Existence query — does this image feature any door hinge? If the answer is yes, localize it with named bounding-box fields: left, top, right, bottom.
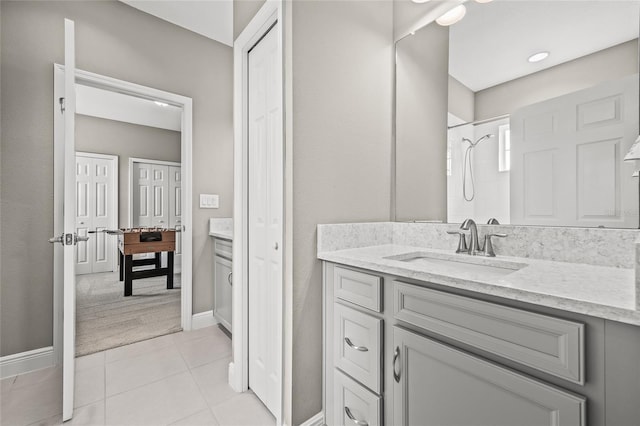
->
left=59, top=97, right=65, bottom=114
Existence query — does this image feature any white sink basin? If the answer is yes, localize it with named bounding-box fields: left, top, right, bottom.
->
left=385, top=251, right=528, bottom=278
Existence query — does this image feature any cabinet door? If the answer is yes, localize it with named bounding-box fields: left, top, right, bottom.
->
left=393, top=326, right=586, bottom=426
left=214, top=255, right=233, bottom=331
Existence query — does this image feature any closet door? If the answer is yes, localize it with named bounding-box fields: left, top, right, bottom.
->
left=151, top=164, right=169, bottom=227
left=133, top=162, right=153, bottom=227
left=169, top=165, right=182, bottom=271
left=75, top=155, right=93, bottom=275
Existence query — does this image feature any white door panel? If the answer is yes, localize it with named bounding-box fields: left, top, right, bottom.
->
left=169, top=165, right=182, bottom=271
left=75, top=154, right=116, bottom=274
left=248, top=23, right=281, bottom=417
left=62, top=18, right=76, bottom=421
left=511, top=74, right=639, bottom=227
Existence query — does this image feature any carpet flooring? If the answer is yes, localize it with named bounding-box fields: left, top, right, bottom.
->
left=75, top=271, right=181, bottom=357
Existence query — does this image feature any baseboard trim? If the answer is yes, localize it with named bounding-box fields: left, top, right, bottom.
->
left=300, top=412, right=324, bottom=426
left=191, top=310, right=218, bottom=330
left=0, top=346, right=55, bottom=379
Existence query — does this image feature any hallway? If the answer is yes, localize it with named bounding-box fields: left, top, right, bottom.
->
left=0, top=326, right=275, bottom=425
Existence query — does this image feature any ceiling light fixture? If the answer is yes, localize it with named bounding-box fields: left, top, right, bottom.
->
left=528, top=51, right=550, bottom=63
left=436, top=4, right=467, bottom=26
left=154, top=101, right=169, bottom=107
left=411, top=0, right=431, bottom=3
left=474, top=0, right=494, bottom=3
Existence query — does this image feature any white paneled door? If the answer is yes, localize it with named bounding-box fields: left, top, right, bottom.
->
left=511, top=74, right=639, bottom=227
left=132, top=160, right=181, bottom=270
left=75, top=153, right=117, bottom=274
left=247, top=23, right=282, bottom=418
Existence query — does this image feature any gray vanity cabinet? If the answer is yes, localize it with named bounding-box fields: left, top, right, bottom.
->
left=213, top=238, right=232, bottom=332
left=392, top=326, right=586, bottom=426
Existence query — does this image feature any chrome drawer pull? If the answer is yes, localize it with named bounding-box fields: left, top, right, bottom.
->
left=344, top=337, right=368, bottom=352
left=393, top=346, right=401, bottom=383
left=344, top=407, right=368, bottom=426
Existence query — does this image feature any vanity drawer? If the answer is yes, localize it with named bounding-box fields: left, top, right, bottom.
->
left=334, top=265, right=382, bottom=312
left=214, top=238, right=233, bottom=260
left=334, top=303, right=382, bottom=393
left=334, top=369, right=381, bottom=426
left=393, top=281, right=585, bottom=384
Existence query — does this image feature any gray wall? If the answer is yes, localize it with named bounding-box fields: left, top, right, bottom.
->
left=395, top=23, right=449, bottom=222
left=233, top=0, right=266, bottom=41
left=475, top=39, right=639, bottom=121
left=448, top=76, right=474, bottom=123
left=291, top=1, right=393, bottom=423
left=0, top=1, right=233, bottom=356
left=75, top=115, right=181, bottom=226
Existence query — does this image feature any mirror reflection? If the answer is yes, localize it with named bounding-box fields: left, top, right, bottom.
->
left=397, top=0, right=640, bottom=228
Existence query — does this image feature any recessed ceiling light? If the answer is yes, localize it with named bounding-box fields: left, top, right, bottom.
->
left=474, top=0, right=494, bottom=3
left=436, top=5, right=467, bottom=26
left=528, top=51, right=550, bottom=63
left=411, top=0, right=431, bottom=3
left=154, top=101, right=169, bottom=107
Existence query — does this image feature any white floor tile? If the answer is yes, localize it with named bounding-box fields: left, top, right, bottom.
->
left=171, top=326, right=221, bottom=345
left=76, top=351, right=105, bottom=372
left=169, top=408, right=219, bottom=426
left=190, top=357, right=238, bottom=408
left=11, top=366, right=62, bottom=390
left=210, top=393, right=275, bottom=426
left=105, top=371, right=207, bottom=426
left=106, top=344, right=188, bottom=396
left=28, top=400, right=105, bottom=426
left=75, top=364, right=105, bottom=408
left=1, top=371, right=62, bottom=426
left=177, top=334, right=231, bottom=369
left=105, top=333, right=176, bottom=364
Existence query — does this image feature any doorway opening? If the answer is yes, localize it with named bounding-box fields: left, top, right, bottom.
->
left=52, top=64, right=194, bottom=364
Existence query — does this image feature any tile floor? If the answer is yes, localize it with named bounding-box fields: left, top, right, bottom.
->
left=0, top=326, right=275, bottom=426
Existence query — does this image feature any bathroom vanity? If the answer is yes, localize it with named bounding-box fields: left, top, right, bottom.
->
left=209, top=218, right=233, bottom=333
left=319, top=222, right=640, bottom=426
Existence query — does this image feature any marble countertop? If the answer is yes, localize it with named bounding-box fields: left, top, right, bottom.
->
left=209, top=218, right=233, bottom=241
left=318, top=244, right=640, bottom=326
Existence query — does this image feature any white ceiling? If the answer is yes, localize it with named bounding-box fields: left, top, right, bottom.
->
left=449, top=0, right=640, bottom=92
left=120, top=0, right=233, bottom=46
left=77, top=84, right=182, bottom=132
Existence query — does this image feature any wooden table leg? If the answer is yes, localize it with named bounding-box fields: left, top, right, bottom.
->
left=167, top=251, right=174, bottom=289
left=124, top=254, right=133, bottom=296
left=119, top=250, right=124, bottom=282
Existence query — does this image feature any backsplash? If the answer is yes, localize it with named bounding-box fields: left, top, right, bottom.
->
left=318, top=222, right=640, bottom=269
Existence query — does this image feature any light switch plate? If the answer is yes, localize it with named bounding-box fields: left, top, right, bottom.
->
left=200, top=194, right=219, bottom=209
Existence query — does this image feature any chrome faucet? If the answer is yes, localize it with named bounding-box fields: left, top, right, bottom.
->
left=460, top=219, right=481, bottom=255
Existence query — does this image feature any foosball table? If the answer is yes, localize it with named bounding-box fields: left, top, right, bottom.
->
left=117, top=228, right=176, bottom=297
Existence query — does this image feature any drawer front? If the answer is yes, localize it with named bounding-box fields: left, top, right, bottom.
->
left=334, top=303, right=383, bottom=392
left=334, top=369, right=381, bottom=426
left=214, top=238, right=233, bottom=260
left=393, top=281, right=585, bottom=384
left=334, top=266, right=382, bottom=312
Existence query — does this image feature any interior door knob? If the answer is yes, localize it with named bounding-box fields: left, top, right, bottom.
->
left=274, top=242, right=279, bottom=250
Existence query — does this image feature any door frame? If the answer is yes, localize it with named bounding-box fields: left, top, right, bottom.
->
left=75, top=151, right=119, bottom=273
left=128, top=157, right=182, bottom=227
left=53, top=65, right=195, bottom=366
left=232, top=0, right=286, bottom=424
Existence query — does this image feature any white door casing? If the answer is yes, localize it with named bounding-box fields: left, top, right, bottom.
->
left=510, top=74, right=639, bottom=227
left=75, top=153, right=117, bottom=274
left=248, top=22, right=282, bottom=417
left=54, top=66, right=195, bottom=412
left=233, top=1, right=285, bottom=423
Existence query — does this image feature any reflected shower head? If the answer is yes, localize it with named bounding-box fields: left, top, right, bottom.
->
left=463, top=134, right=494, bottom=147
